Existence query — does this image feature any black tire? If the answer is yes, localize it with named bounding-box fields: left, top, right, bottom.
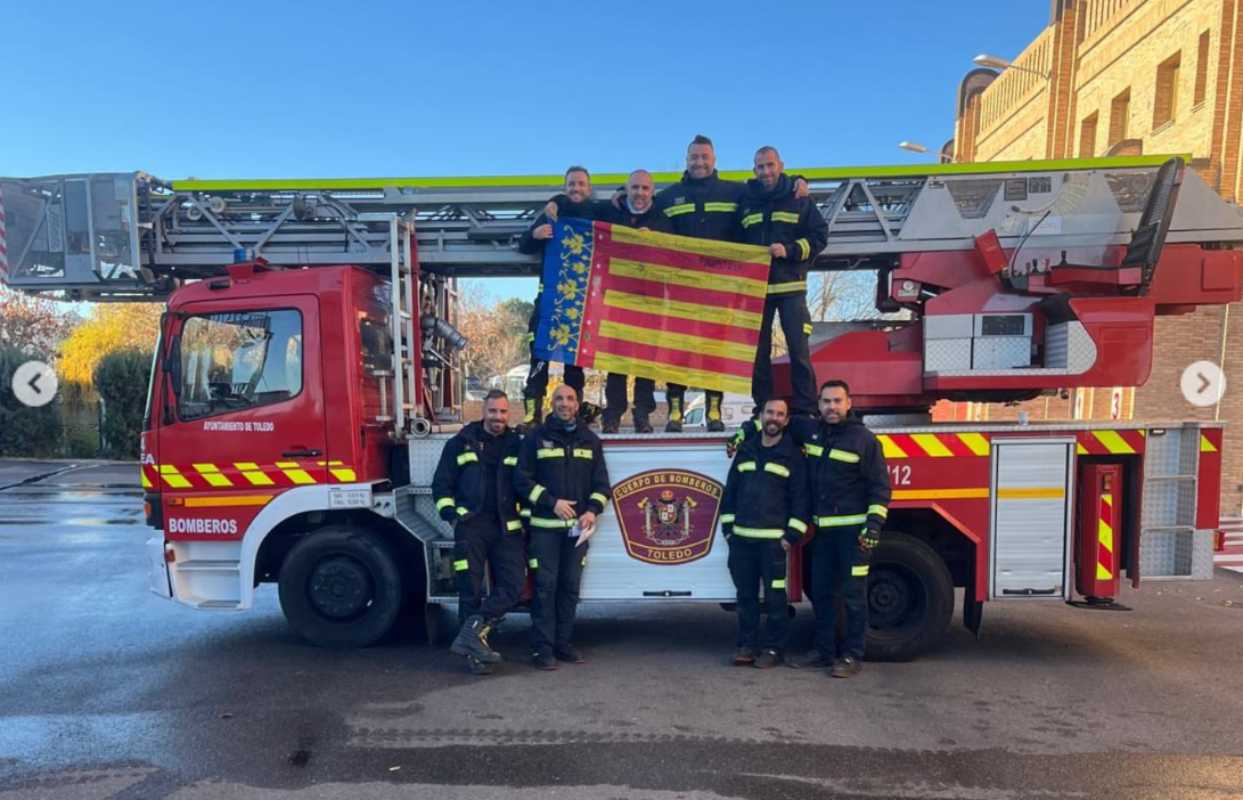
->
left=278, top=525, right=404, bottom=649
left=865, top=532, right=953, bottom=661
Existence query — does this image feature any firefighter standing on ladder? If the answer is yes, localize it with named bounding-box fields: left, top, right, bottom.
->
left=517, top=166, right=600, bottom=430
left=432, top=389, right=527, bottom=675
left=738, top=146, right=827, bottom=417
left=720, top=397, right=810, bottom=668
left=513, top=383, right=613, bottom=670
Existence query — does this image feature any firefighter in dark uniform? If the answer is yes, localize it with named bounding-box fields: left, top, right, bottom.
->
left=595, top=169, right=673, bottom=433
left=513, top=383, right=612, bottom=670
left=720, top=397, right=809, bottom=668
left=738, top=146, right=828, bottom=417
left=432, top=389, right=526, bottom=675
left=653, top=135, right=809, bottom=431
left=516, top=165, right=597, bottom=430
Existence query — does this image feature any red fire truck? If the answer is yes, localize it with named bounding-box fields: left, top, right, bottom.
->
left=1, top=155, right=1238, bottom=659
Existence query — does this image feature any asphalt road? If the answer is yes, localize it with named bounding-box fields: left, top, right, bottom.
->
left=1, top=460, right=1242, bottom=799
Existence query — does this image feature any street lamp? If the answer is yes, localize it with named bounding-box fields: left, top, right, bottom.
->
left=899, top=141, right=952, bottom=163
left=972, top=53, right=1050, bottom=80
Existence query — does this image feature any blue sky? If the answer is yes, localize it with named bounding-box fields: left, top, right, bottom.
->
left=5, top=0, right=1048, bottom=302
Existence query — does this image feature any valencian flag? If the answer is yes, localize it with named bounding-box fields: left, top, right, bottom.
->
left=533, top=218, right=771, bottom=395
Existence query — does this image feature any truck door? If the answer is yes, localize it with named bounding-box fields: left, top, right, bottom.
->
left=989, top=438, right=1075, bottom=599
left=157, top=296, right=326, bottom=540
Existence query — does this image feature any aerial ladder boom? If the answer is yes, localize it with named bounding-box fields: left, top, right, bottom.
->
left=3, top=155, right=1241, bottom=412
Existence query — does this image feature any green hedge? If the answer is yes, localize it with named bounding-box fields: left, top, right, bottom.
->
left=0, top=345, right=63, bottom=458
left=94, top=349, right=153, bottom=460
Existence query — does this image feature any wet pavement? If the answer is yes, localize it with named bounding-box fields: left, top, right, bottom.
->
left=1, top=459, right=1242, bottom=798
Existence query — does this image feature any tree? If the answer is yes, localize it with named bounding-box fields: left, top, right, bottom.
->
left=455, top=294, right=532, bottom=383
left=94, top=349, right=153, bottom=460
left=58, top=304, right=163, bottom=388
left=0, top=287, right=76, bottom=356
left=0, top=344, right=63, bottom=457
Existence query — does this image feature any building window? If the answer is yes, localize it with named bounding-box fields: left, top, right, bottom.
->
left=1079, top=113, right=1099, bottom=157
left=1153, top=52, right=1181, bottom=129
left=1108, top=88, right=1130, bottom=146
left=1194, top=31, right=1210, bottom=107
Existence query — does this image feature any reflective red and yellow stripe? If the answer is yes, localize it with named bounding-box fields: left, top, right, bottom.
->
left=1096, top=491, right=1115, bottom=581
left=141, top=460, right=358, bottom=490
left=1075, top=429, right=1146, bottom=455
left=878, top=432, right=991, bottom=459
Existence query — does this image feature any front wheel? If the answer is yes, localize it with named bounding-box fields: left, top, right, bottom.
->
left=278, top=525, right=403, bottom=649
left=865, top=532, right=954, bottom=661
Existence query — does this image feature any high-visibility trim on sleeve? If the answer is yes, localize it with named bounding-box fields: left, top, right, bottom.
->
left=456, top=451, right=478, bottom=466
left=829, top=448, right=860, bottom=463
left=771, top=211, right=800, bottom=224
left=803, top=443, right=824, bottom=458
left=503, top=456, right=518, bottom=466
left=506, top=518, right=523, bottom=531
left=529, top=484, right=546, bottom=503
left=852, top=564, right=870, bottom=577
left=736, top=460, right=757, bottom=472
left=664, top=203, right=695, bottom=217
left=453, top=559, right=469, bottom=572
left=788, top=517, right=808, bottom=534
left=528, top=557, right=539, bottom=568
left=868, top=504, right=888, bottom=519
left=456, top=507, right=469, bottom=516
left=771, top=578, right=787, bottom=589
left=519, top=507, right=532, bottom=518
left=767, top=280, right=807, bottom=294
left=590, top=492, right=609, bottom=507
left=704, top=201, right=738, bottom=213
left=802, top=322, right=813, bottom=335
left=763, top=462, right=790, bottom=478
left=740, top=212, right=764, bottom=228
left=720, top=513, right=736, bottom=524
left=795, top=237, right=811, bottom=259
left=435, top=497, right=456, bottom=511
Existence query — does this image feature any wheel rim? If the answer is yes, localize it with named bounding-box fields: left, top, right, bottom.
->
left=868, top=563, right=929, bottom=633
left=307, top=555, right=374, bottom=621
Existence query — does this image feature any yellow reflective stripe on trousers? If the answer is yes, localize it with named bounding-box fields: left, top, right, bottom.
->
left=788, top=517, right=808, bottom=534
left=531, top=516, right=576, bottom=529
left=771, top=578, right=787, bottom=589
left=537, top=448, right=564, bottom=459
left=502, top=456, right=518, bottom=466
left=736, top=460, right=757, bottom=472
left=664, top=203, right=695, bottom=217
left=573, top=448, right=593, bottom=459
left=852, top=565, right=870, bottom=577
left=528, top=557, right=539, bottom=568
left=456, top=507, right=469, bottom=516
left=733, top=525, right=784, bottom=539
left=868, top=504, right=888, bottom=519
left=704, top=202, right=738, bottom=212
left=740, top=212, right=763, bottom=228
left=771, top=211, right=800, bottom=224
left=435, top=497, right=456, bottom=511
left=763, top=462, right=790, bottom=478
left=590, top=492, right=609, bottom=506
left=453, top=559, right=469, bottom=571
left=803, top=443, right=824, bottom=457
left=529, top=484, right=545, bottom=503
left=719, top=513, right=736, bottom=523
left=519, top=507, right=532, bottom=518
left=816, top=514, right=868, bottom=527
left=506, top=519, right=523, bottom=531
left=795, top=238, right=811, bottom=260
left=767, top=280, right=807, bottom=294
left=828, top=448, right=860, bottom=463
left=456, top=451, right=478, bottom=466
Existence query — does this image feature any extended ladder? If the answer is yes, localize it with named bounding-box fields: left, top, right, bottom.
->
left=2, top=155, right=1241, bottom=300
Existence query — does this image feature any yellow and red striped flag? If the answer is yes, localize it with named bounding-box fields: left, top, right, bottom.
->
left=533, top=218, right=771, bottom=394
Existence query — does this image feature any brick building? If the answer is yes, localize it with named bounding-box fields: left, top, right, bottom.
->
left=947, top=0, right=1243, bottom=515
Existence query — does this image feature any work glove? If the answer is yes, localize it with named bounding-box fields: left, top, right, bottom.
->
left=858, top=525, right=880, bottom=552
left=440, top=506, right=458, bottom=524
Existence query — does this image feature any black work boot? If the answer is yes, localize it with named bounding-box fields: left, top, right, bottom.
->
left=602, top=417, right=621, bottom=434
left=632, top=414, right=653, bottom=434
left=753, top=649, right=782, bottom=669
left=466, top=656, right=494, bottom=676
left=517, top=399, right=542, bottom=435
left=665, top=398, right=683, bottom=433
left=787, top=649, right=832, bottom=669
left=732, top=646, right=756, bottom=666
left=450, top=615, right=502, bottom=664
left=830, top=655, right=862, bottom=678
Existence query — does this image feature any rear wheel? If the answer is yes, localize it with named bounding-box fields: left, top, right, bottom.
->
left=865, top=532, right=953, bottom=661
left=278, top=525, right=403, bottom=649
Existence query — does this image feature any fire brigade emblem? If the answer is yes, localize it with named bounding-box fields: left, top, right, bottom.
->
left=611, top=469, right=722, bottom=565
